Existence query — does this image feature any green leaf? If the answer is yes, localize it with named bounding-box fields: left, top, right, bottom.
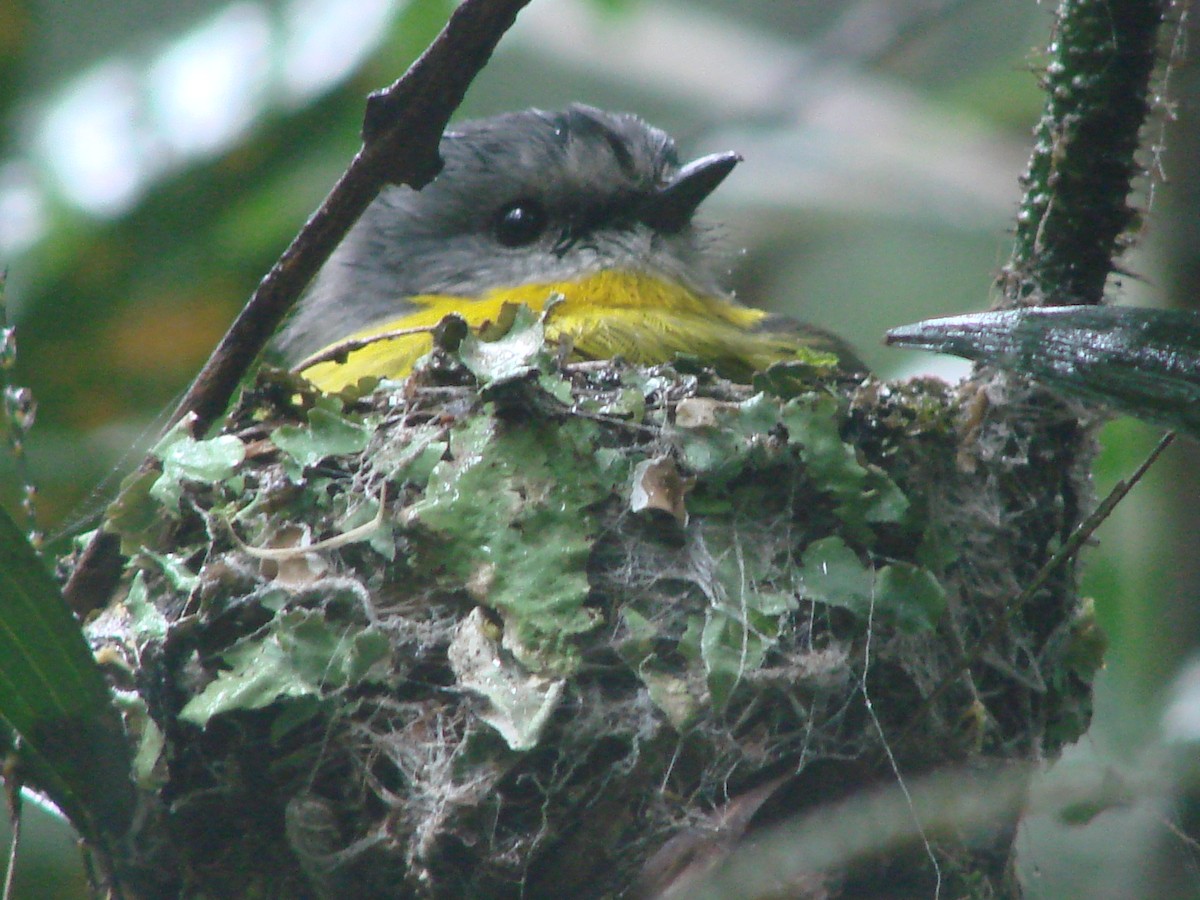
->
left=0, top=505, right=134, bottom=839
left=448, top=608, right=565, bottom=751
left=886, top=306, right=1200, bottom=439
left=151, top=418, right=246, bottom=509
left=800, top=537, right=946, bottom=632
left=783, top=395, right=909, bottom=534
left=700, top=610, right=769, bottom=710
left=799, top=536, right=874, bottom=618
left=141, top=550, right=199, bottom=595
left=131, top=717, right=166, bottom=789
left=459, top=303, right=554, bottom=386
left=857, top=469, right=911, bottom=525
left=641, top=669, right=702, bottom=730
left=781, top=394, right=862, bottom=492
left=409, top=410, right=626, bottom=672
left=368, top=424, right=446, bottom=488
left=679, top=615, right=704, bottom=664
left=124, top=571, right=169, bottom=641
left=616, top=607, right=658, bottom=667
left=104, top=467, right=169, bottom=553
left=179, top=609, right=390, bottom=726
left=704, top=526, right=800, bottom=623
left=875, top=562, right=946, bottom=633
left=752, top=357, right=839, bottom=399
left=271, top=397, right=373, bottom=475
left=674, top=393, right=781, bottom=480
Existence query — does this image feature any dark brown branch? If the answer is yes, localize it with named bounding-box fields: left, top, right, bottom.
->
left=63, top=0, right=533, bottom=616
left=169, top=0, right=532, bottom=436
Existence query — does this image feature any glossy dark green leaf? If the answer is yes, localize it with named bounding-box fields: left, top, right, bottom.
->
left=887, top=306, right=1200, bottom=438
left=0, top=506, right=133, bottom=839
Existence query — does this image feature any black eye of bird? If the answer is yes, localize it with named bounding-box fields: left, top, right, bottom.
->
left=493, top=200, right=547, bottom=247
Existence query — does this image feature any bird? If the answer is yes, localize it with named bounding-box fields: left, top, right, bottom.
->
left=277, top=104, right=864, bottom=391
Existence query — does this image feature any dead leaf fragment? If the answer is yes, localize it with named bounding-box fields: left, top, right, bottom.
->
left=630, top=456, right=692, bottom=526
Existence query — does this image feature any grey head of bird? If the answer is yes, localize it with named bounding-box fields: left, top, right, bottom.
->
left=277, top=104, right=740, bottom=361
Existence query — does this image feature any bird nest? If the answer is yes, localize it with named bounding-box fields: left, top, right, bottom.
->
left=82, top=311, right=1100, bottom=898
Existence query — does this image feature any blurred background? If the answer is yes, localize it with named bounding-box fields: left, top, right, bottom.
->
left=1, top=0, right=1198, bottom=896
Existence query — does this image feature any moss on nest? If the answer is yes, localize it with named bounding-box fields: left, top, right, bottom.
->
left=82, top=310, right=1100, bottom=899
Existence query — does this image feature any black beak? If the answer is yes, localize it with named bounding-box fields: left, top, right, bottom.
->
left=640, top=151, right=741, bottom=232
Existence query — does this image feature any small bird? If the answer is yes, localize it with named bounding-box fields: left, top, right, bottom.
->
left=278, top=105, right=864, bottom=390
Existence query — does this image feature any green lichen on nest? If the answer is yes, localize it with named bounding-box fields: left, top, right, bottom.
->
left=82, top=310, right=1101, bottom=899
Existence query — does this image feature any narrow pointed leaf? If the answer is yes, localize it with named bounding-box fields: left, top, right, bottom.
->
left=887, top=306, right=1200, bottom=438
left=0, top=507, right=133, bottom=839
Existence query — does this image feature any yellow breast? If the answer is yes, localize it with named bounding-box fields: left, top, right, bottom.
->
left=296, top=270, right=841, bottom=392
